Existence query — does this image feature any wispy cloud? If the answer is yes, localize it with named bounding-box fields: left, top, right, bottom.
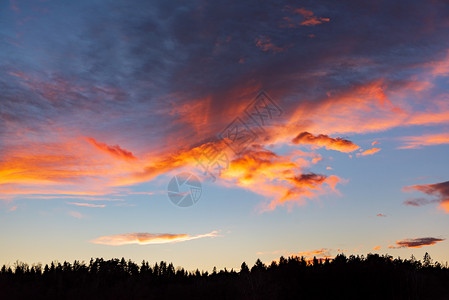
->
left=91, top=230, right=219, bottom=246
left=398, top=133, right=449, bottom=149
left=67, top=202, right=106, bottom=208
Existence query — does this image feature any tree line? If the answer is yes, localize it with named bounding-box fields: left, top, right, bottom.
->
left=1, top=253, right=448, bottom=299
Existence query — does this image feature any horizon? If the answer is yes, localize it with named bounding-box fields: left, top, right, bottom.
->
left=2, top=251, right=446, bottom=274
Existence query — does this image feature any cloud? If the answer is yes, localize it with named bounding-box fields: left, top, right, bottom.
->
left=373, top=246, right=381, bottom=250
left=86, top=137, right=137, bottom=160
left=372, top=141, right=379, bottom=146
left=91, top=230, right=218, bottom=246
left=67, top=202, right=106, bottom=208
left=9, top=0, right=19, bottom=12
left=257, top=248, right=333, bottom=263
left=388, top=237, right=445, bottom=249
left=292, top=132, right=359, bottom=153
left=376, top=213, right=387, bottom=217
left=120, top=140, right=221, bottom=186
left=426, top=49, right=449, bottom=77
left=68, top=211, right=85, bottom=219
left=357, top=148, right=381, bottom=157
left=0, top=135, right=140, bottom=188
left=220, top=146, right=340, bottom=211
left=296, top=248, right=332, bottom=258
left=282, top=7, right=330, bottom=27
left=403, top=198, right=431, bottom=207
left=1, top=0, right=449, bottom=214
left=255, top=36, right=287, bottom=54
left=403, top=181, right=449, bottom=212
left=398, top=133, right=449, bottom=149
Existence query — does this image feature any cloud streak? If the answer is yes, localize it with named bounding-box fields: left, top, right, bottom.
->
left=398, top=133, right=449, bottom=149
left=67, top=202, right=106, bottom=208
left=86, top=137, right=137, bottom=160
left=91, top=230, right=218, bottom=246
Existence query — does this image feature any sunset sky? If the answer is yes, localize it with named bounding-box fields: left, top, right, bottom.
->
left=1, top=0, right=448, bottom=271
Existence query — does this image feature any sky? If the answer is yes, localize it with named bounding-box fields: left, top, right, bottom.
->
left=1, top=0, right=449, bottom=271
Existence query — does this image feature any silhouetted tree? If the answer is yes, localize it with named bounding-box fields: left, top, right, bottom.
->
left=240, top=262, right=249, bottom=275
left=1, top=253, right=448, bottom=299
left=423, top=252, right=433, bottom=268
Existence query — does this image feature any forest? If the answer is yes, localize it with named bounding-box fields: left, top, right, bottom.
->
left=1, top=253, right=448, bottom=299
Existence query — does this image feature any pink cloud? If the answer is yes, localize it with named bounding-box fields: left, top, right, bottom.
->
left=67, top=202, right=106, bottom=208
left=68, top=211, right=85, bottom=219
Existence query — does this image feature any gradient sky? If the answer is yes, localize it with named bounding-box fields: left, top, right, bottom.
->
left=1, top=0, right=449, bottom=271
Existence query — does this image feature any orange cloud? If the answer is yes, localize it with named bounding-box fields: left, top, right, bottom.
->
left=220, top=146, right=340, bottom=211
left=0, top=153, right=93, bottom=185
left=67, top=202, right=106, bottom=208
left=86, top=137, right=137, bottom=160
left=257, top=248, right=333, bottom=264
left=0, top=133, right=144, bottom=204
left=272, top=79, right=449, bottom=147
left=376, top=213, right=386, bottom=217
left=293, top=8, right=330, bottom=26
left=292, top=132, right=359, bottom=153
left=357, top=148, right=381, bottom=156
left=373, top=246, right=381, bottom=250
left=388, top=237, right=445, bottom=249
left=0, top=135, right=135, bottom=188
left=255, top=36, right=286, bottom=54
left=3, top=68, right=448, bottom=215
left=121, top=140, right=226, bottom=186
left=296, top=248, right=331, bottom=257
left=91, top=230, right=218, bottom=246
left=372, top=141, right=379, bottom=146
left=398, top=133, right=449, bottom=149
left=440, top=202, right=449, bottom=213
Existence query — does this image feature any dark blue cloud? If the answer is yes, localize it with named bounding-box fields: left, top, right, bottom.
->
left=1, top=0, right=448, bottom=154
